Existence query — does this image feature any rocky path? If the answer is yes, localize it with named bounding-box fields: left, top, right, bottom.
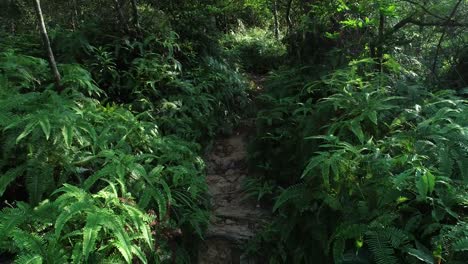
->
left=197, top=121, right=269, bottom=263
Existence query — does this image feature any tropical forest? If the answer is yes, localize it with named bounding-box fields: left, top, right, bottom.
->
left=0, top=0, right=467, bottom=263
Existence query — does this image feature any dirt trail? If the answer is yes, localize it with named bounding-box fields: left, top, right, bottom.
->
left=198, top=77, right=268, bottom=263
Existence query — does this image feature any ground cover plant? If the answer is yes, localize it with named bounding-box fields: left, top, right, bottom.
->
left=0, top=0, right=467, bottom=263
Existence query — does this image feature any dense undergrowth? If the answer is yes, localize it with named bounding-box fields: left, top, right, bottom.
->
left=0, top=5, right=251, bottom=262
left=238, top=1, right=468, bottom=263
left=1, top=0, right=467, bottom=263
left=221, top=28, right=286, bottom=74
left=246, top=62, right=468, bottom=263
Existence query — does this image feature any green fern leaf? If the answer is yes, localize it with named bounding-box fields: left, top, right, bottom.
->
left=106, top=219, right=133, bottom=263
left=15, top=254, right=43, bottom=264
left=55, top=201, right=91, bottom=238
left=453, top=237, right=468, bottom=252
left=385, top=227, right=409, bottom=248
left=26, top=165, right=53, bottom=205
left=138, top=190, right=152, bottom=209
left=10, top=229, right=44, bottom=255
left=130, top=245, right=148, bottom=264
left=152, top=189, right=167, bottom=218
left=0, top=203, right=30, bottom=236
left=16, top=120, right=38, bottom=144
left=273, top=183, right=307, bottom=212
left=83, top=213, right=103, bottom=261
left=366, top=231, right=398, bottom=264
left=83, top=164, right=115, bottom=190
left=0, top=167, right=24, bottom=196
left=122, top=204, right=153, bottom=249
left=438, top=147, right=453, bottom=177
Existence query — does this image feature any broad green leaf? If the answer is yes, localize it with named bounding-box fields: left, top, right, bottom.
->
left=425, top=171, right=435, bottom=194
left=407, top=248, right=434, bottom=264
left=416, top=169, right=435, bottom=199
left=407, top=241, right=435, bottom=264
left=368, top=111, right=378, bottom=125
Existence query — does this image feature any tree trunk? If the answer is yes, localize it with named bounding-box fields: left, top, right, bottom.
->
left=33, top=0, right=61, bottom=91
left=286, top=0, right=293, bottom=34
left=273, top=0, right=279, bottom=39
left=70, top=0, right=79, bottom=30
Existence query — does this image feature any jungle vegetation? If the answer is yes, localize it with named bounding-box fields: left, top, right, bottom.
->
left=0, top=0, right=467, bottom=263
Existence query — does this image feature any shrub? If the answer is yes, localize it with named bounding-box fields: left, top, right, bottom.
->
left=247, top=60, right=468, bottom=263
left=0, top=51, right=210, bottom=262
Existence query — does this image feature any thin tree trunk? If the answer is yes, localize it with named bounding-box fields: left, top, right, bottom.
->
left=273, top=0, right=279, bottom=39
left=71, top=0, right=79, bottom=30
left=33, top=0, right=61, bottom=91
left=130, top=0, right=141, bottom=32
left=286, top=0, right=293, bottom=34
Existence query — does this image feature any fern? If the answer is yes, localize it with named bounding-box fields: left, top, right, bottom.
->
left=273, top=183, right=308, bottom=212
left=82, top=213, right=102, bottom=261
left=366, top=231, right=399, bottom=264
left=0, top=166, right=25, bottom=197
left=0, top=203, right=31, bottom=239
left=60, top=64, right=103, bottom=97
left=15, top=254, right=43, bottom=264
left=0, top=183, right=155, bottom=263
left=453, top=237, right=468, bottom=252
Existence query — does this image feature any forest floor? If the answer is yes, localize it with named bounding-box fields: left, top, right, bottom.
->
left=197, top=75, right=269, bottom=263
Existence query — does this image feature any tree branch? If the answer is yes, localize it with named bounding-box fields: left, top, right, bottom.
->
left=432, top=0, right=464, bottom=77
left=399, top=0, right=446, bottom=21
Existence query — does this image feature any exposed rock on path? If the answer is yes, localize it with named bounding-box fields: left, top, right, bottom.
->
left=198, top=124, right=269, bottom=264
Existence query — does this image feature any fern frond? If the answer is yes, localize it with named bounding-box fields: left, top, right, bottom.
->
left=82, top=213, right=103, bottom=261
left=15, top=254, right=43, bottom=264
left=273, top=183, right=307, bottom=212
left=385, top=227, right=409, bottom=248
left=0, top=203, right=31, bottom=237
left=9, top=229, right=44, bottom=255
left=453, top=237, right=468, bottom=252
left=366, top=231, right=398, bottom=264
left=0, top=166, right=25, bottom=197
